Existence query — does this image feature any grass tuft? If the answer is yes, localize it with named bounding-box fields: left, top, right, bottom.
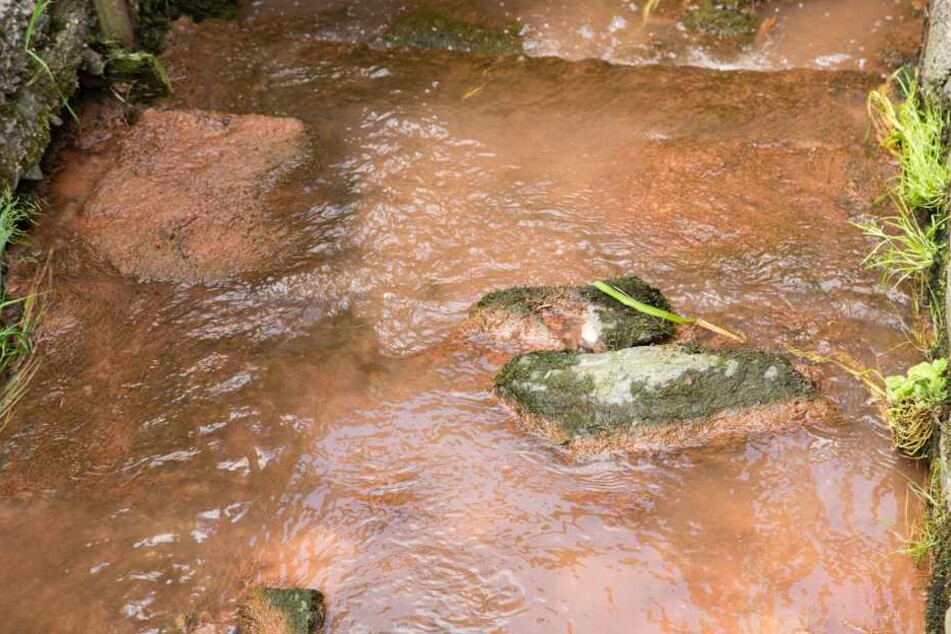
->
left=854, top=195, right=945, bottom=287
left=899, top=474, right=942, bottom=566
left=786, top=347, right=946, bottom=458
left=868, top=72, right=951, bottom=211
left=0, top=191, right=41, bottom=434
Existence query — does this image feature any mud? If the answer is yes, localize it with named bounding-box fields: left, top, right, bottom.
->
left=80, top=108, right=307, bottom=282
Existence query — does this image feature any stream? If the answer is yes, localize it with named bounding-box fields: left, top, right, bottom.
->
left=0, top=0, right=935, bottom=632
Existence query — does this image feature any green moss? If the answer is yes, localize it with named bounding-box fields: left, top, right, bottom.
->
left=384, top=8, right=523, bottom=55
left=495, top=351, right=619, bottom=436
left=579, top=277, right=675, bottom=349
left=926, top=467, right=951, bottom=632
left=631, top=348, right=811, bottom=422
left=239, top=587, right=325, bottom=634
left=496, top=346, right=812, bottom=440
left=475, top=286, right=540, bottom=315
left=683, top=2, right=756, bottom=39
left=474, top=277, right=675, bottom=350
left=925, top=433, right=951, bottom=632
left=101, top=45, right=172, bottom=101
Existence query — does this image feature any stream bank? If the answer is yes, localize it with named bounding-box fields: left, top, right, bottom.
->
left=0, top=0, right=237, bottom=190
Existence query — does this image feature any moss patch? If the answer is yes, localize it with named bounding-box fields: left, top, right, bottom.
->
left=101, top=45, right=172, bottom=101
left=495, top=351, right=619, bottom=437
left=683, top=2, right=757, bottom=40
left=495, top=345, right=813, bottom=441
left=928, top=433, right=951, bottom=633
left=239, top=587, right=326, bottom=634
left=384, top=8, right=523, bottom=55
left=471, top=276, right=674, bottom=351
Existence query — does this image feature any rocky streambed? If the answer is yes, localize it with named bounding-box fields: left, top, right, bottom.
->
left=0, top=0, right=937, bottom=633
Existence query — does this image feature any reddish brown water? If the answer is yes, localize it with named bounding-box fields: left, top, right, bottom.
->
left=0, top=2, right=935, bottom=632
left=243, top=0, right=921, bottom=72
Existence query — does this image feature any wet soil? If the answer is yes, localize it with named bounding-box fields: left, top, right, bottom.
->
left=0, top=0, right=934, bottom=632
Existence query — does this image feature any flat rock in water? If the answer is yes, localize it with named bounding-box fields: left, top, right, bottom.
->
left=239, top=587, right=326, bottom=634
left=495, top=345, right=822, bottom=455
left=462, top=277, right=674, bottom=352
left=80, top=109, right=306, bottom=283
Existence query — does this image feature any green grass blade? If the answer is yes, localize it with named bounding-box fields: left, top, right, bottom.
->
left=24, top=0, right=52, bottom=50
left=593, top=281, right=695, bottom=324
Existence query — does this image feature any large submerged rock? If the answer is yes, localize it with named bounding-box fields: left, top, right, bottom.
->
left=462, top=277, right=674, bottom=352
left=80, top=108, right=306, bottom=283
left=495, top=345, right=821, bottom=455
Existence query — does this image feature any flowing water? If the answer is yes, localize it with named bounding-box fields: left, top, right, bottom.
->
left=0, top=1, right=935, bottom=632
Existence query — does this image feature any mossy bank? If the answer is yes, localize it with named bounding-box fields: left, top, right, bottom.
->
left=0, top=0, right=238, bottom=190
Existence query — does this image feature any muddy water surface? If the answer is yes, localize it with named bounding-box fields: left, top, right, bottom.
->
left=244, top=0, right=922, bottom=72
left=0, top=2, right=934, bottom=633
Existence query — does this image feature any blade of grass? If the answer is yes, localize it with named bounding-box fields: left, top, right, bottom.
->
left=24, top=0, right=52, bottom=49
left=593, top=280, right=693, bottom=324
left=593, top=281, right=747, bottom=343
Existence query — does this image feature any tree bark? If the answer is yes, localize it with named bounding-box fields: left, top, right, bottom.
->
left=93, top=0, right=136, bottom=48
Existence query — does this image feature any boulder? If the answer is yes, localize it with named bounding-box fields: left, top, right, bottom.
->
left=80, top=109, right=307, bottom=283
left=495, top=345, right=821, bottom=455
left=462, top=277, right=674, bottom=352
left=383, top=8, right=523, bottom=54
left=239, top=587, right=325, bottom=634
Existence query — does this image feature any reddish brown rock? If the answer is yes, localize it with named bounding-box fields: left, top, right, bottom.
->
left=80, top=108, right=306, bottom=283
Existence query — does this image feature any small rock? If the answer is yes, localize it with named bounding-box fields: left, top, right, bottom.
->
left=495, top=345, right=822, bottom=455
left=383, top=8, right=523, bottom=54
left=462, top=276, right=674, bottom=352
left=239, top=587, right=325, bottom=634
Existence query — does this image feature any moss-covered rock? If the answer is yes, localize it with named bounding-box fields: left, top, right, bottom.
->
left=463, top=277, right=674, bottom=352
left=0, top=0, right=92, bottom=189
left=495, top=345, right=816, bottom=453
left=384, top=8, right=523, bottom=55
left=133, top=0, right=240, bottom=51
left=239, top=587, right=325, bottom=634
left=101, top=45, right=172, bottom=101
left=683, top=2, right=757, bottom=40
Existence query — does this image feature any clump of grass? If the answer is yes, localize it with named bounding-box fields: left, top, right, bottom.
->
left=868, top=72, right=951, bottom=211
left=0, top=190, right=41, bottom=434
left=897, top=460, right=947, bottom=566
left=0, top=190, right=36, bottom=252
left=900, top=475, right=942, bottom=565
left=854, top=70, right=951, bottom=398
left=855, top=196, right=945, bottom=287
left=788, top=346, right=946, bottom=458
